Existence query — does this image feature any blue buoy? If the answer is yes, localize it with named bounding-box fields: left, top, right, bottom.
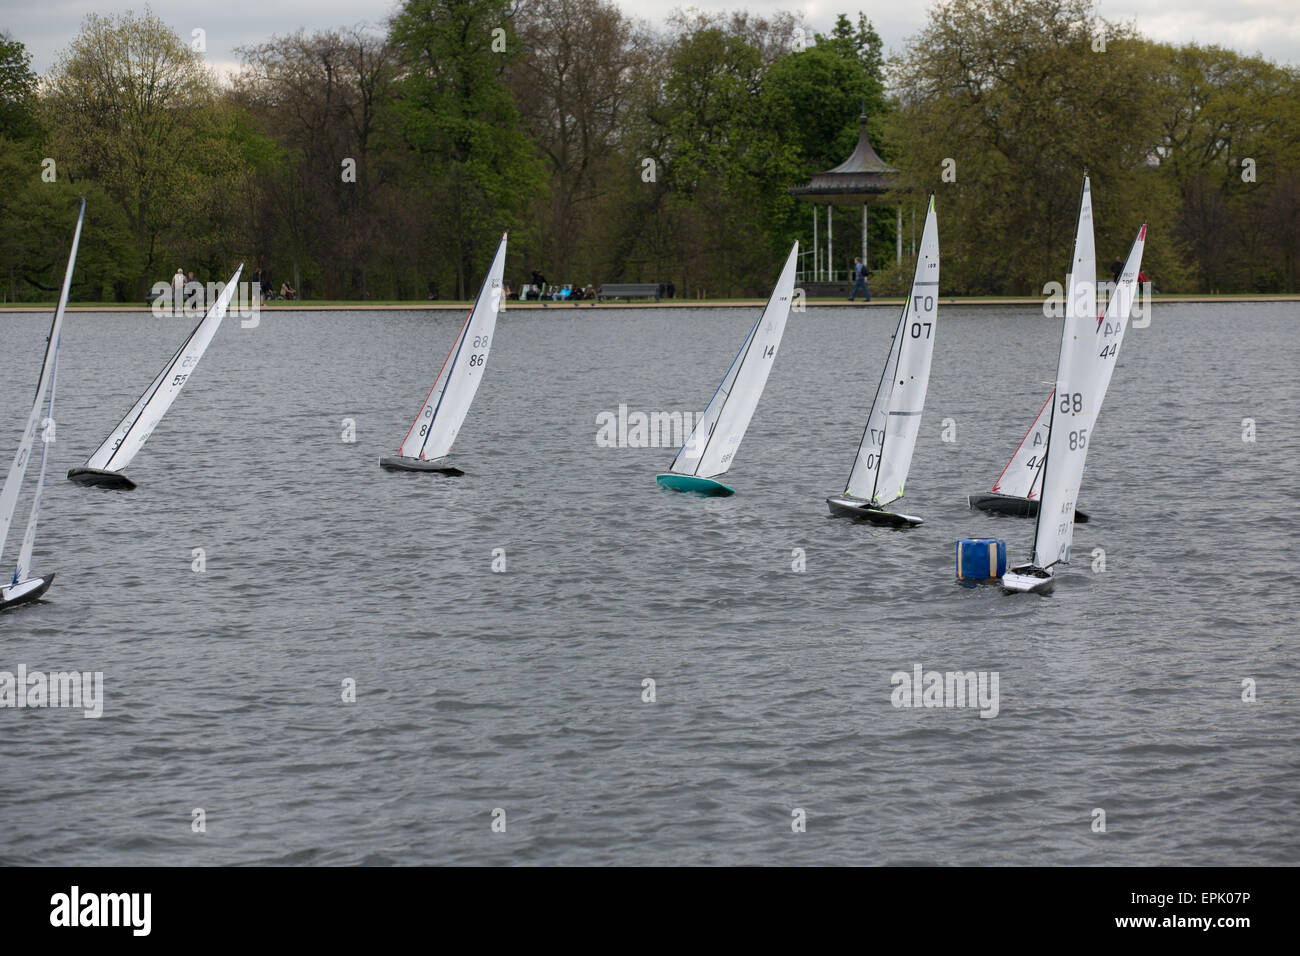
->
left=956, top=538, right=1007, bottom=580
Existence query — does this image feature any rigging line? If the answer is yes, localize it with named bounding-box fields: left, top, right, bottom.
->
left=101, top=306, right=208, bottom=471
left=869, top=310, right=907, bottom=505
left=690, top=311, right=762, bottom=477
left=844, top=299, right=903, bottom=495
left=686, top=252, right=790, bottom=476
left=418, top=304, right=481, bottom=459
left=409, top=309, right=472, bottom=457
left=992, top=390, right=1052, bottom=493
left=668, top=332, right=746, bottom=473
left=416, top=242, right=502, bottom=459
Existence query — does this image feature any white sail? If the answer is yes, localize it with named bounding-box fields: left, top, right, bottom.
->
left=1092, top=226, right=1146, bottom=418
left=844, top=196, right=939, bottom=505
left=0, top=199, right=83, bottom=574
left=84, top=264, right=244, bottom=472
left=397, top=234, right=506, bottom=460
left=15, top=350, right=59, bottom=584
left=670, top=242, right=798, bottom=479
left=1031, top=180, right=1147, bottom=569
left=991, top=390, right=1053, bottom=499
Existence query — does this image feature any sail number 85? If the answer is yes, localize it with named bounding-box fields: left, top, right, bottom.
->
left=1058, top=392, right=1083, bottom=413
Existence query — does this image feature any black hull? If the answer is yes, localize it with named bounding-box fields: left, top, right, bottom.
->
left=968, top=492, right=1089, bottom=523
left=378, top=455, right=465, bottom=476
left=68, top=467, right=136, bottom=490
left=826, top=497, right=922, bottom=527
left=0, top=573, right=54, bottom=612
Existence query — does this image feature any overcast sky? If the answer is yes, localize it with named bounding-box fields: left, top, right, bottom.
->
left=5, top=0, right=1298, bottom=77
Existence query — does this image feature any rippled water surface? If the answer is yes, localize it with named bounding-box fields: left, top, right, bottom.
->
left=1, top=301, right=1296, bottom=865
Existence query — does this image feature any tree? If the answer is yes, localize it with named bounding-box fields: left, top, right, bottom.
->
left=890, top=0, right=1180, bottom=293
left=235, top=27, right=400, bottom=298
left=42, top=10, right=248, bottom=296
left=1147, top=42, right=1300, bottom=291
left=0, top=32, right=39, bottom=142
left=509, top=0, right=650, bottom=282
left=389, top=0, right=546, bottom=298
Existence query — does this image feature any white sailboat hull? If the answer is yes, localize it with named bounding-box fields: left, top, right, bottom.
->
left=1000, top=565, right=1055, bottom=594
left=0, top=573, right=54, bottom=611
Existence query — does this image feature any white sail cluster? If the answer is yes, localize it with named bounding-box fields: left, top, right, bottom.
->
left=1027, top=180, right=1146, bottom=571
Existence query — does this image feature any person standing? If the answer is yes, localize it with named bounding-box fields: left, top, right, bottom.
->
left=849, top=256, right=871, bottom=302
left=171, top=268, right=185, bottom=314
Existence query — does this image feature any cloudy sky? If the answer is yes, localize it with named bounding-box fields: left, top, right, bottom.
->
left=5, top=0, right=1299, bottom=77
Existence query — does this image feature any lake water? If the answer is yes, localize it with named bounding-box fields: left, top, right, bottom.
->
left=1, top=301, right=1296, bottom=865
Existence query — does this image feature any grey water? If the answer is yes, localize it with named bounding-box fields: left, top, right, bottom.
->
left=0, top=301, right=1296, bottom=866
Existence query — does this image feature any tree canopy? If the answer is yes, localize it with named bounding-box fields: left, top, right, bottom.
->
left=1, top=0, right=1297, bottom=302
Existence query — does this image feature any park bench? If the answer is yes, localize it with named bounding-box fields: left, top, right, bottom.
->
left=598, top=282, right=660, bottom=301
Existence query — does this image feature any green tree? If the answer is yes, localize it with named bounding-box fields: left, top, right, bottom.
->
left=890, top=0, right=1185, bottom=293
left=41, top=10, right=250, bottom=297
left=0, top=32, right=40, bottom=142
left=389, top=0, right=546, bottom=298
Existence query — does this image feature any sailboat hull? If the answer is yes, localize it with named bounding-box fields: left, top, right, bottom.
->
left=968, top=492, right=1089, bottom=523
left=378, top=455, right=465, bottom=476
left=656, top=473, right=735, bottom=496
left=1000, top=565, right=1055, bottom=594
left=0, top=573, right=54, bottom=611
left=826, top=496, right=922, bottom=527
left=67, top=467, right=137, bottom=490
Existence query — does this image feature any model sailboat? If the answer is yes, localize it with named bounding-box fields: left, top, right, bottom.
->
left=381, top=233, right=507, bottom=474
left=1003, top=177, right=1146, bottom=594
left=656, top=242, right=798, bottom=496
left=827, top=195, right=939, bottom=527
left=69, top=264, right=244, bottom=490
left=1, top=199, right=83, bottom=611
left=967, top=390, right=1090, bottom=522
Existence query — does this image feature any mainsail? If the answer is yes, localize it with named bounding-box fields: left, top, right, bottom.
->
left=0, top=198, right=83, bottom=579
left=843, top=195, right=940, bottom=505
left=668, top=242, right=798, bottom=479
left=82, top=264, right=244, bottom=474
left=397, top=234, right=507, bottom=461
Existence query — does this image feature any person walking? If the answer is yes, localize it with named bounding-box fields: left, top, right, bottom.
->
left=849, top=256, right=871, bottom=302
